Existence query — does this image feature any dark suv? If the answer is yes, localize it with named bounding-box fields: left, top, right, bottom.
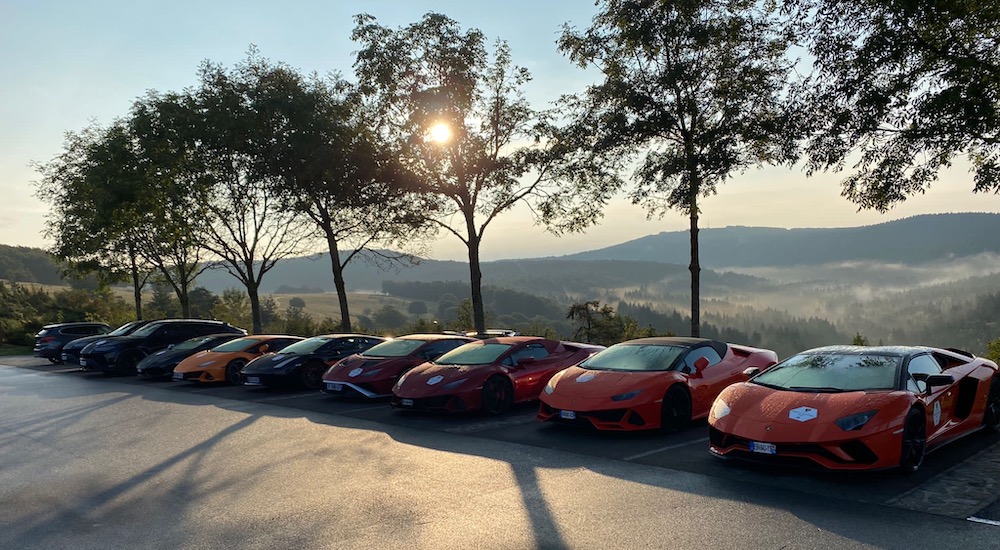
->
left=79, top=319, right=246, bottom=375
left=33, top=322, right=112, bottom=363
left=61, top=320, right=152, bottom=366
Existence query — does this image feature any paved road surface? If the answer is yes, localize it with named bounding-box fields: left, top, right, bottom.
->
left=1, top=357, right=998, bottom=549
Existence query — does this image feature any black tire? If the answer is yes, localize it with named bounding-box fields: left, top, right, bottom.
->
left=660, top=385, right=692, bottom=432
left=482, top=375, right=514, bottom=415
left=984, top=377, right=1000, bottom=433
left=47, top=357, right=62, bottom=365
left=226, top=359, right=247, bottom=385
left=115, top=351, right=144, bottom=376
left=899, top=407, right=927, bottom=473
left=300, top=362, right=325, bottom=390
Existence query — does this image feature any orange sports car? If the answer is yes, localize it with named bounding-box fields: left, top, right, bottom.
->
left=172, top=335, right=303, bottom=384
left=538, top=337, right=778, bottom=431
left=708, top=345, right=1000, bottom=471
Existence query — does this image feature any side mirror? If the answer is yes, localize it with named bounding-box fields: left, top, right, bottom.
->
left=167, top=344, right=175, bottom=350
left=925, top=373, right=954, bottom=390
left=516, top=357, right=537, bottom=367
left=259, top=344, right=269, bottom=353
left=743, top=367, right=761, bottom=377
left=694, top=356, right=710, bottom=371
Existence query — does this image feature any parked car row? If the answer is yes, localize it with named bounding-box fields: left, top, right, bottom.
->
left=33, top=321, right=1000, bottom=472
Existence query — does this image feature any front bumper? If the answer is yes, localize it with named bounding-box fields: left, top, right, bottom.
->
left=707, top=425, right=897, bottom=471
left=537, top=401, right=652, bottom=430
left=79, top=352, right=117, bottom=373
left=390, top=392, right=473, bottom=412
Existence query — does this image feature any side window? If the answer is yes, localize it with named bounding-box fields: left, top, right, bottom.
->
left=509, top=344, right=550, bottom=365
left=421, top=340, right=465, bottom=359
left=684, top=347, right=723, bottom=371
left=906, top=355, right=943, bottom=393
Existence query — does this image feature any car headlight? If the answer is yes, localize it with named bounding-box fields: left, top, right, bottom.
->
left=710, top=398, right=731, bottom=420
left=834, top=410, right=878, bottom=431
left=611, top=389, right=643, bottom=402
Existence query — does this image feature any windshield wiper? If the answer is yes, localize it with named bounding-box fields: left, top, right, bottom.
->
left=788, top=386, right=852, bottom=393
left=751, top=381, right=789, bottom=391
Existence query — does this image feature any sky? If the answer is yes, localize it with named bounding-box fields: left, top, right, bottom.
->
left=2, top=0, right=998, bottom=262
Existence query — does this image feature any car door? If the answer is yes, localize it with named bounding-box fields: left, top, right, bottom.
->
left=906, top=354, right=955, bottom=441
left=681, top=346, right=727, bottom=417
left=504, top=343, right=552, bottom=401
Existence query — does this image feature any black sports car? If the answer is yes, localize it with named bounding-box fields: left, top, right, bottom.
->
left=61, top=320, right=151, bottom=366
left=135, top=333, right=245, bottom=378
left=241, top=334, right=385, bottom=389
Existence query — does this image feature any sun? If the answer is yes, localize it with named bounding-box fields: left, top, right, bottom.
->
left=428, top=122, right=452, bottom=144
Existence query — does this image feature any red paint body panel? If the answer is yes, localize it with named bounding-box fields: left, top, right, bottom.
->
left=708, top=346, right=999, bottom=471
left=391, top=337, right=603, bottom=413
left=538, top=338, right=778, bottom=431
left=321, top=334, right=476, bottom=398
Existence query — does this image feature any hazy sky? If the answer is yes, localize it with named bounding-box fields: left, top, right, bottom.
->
left=3, top=1, right=998, bottom=262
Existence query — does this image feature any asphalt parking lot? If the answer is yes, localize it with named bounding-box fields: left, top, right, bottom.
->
left=8, top=355, right=1000, bottom=526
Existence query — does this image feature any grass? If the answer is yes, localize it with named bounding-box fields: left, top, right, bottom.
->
left=0, top=345, right=31, bottom=356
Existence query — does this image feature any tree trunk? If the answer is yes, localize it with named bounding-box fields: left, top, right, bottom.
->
left=326, top=232, right=352, bottom=332
left=688, top=193, right=700, bottom=338
left=467, top=235, right=486, bottom=335
left=129, top=244, right=143, bottom=320
left=248, top=283, right=263, bottom=334
left=178, top=276, right=191, bottom=318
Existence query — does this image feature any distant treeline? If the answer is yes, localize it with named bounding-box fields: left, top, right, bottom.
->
left=0, top=245, right=63, bottom=285
left=382, top=280, right=565, bottom=319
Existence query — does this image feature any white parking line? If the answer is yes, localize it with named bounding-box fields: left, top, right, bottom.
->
left=967, top=517, right=1000, bottom=527
left=623, top=437, right=709, bottom=461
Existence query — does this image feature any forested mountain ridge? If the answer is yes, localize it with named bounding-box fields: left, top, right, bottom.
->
left=560, top=213, right=1000, bottom=267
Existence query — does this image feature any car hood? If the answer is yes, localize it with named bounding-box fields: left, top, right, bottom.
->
left=242, top=351, right=309, bottom=373
left=138, top=348, right=197, bottom=368
left=549, top=366, right=674, bottom=398
left=64, top=334, right=115, bottom=351
left=721, top=382, right=905, bottom=425
left=324, top=354, right=417, bottom=382
left=395, top=362, right=493, bottom=397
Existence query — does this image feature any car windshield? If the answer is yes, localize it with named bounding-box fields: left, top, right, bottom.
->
left=211, top=337, right=259, bottom=353
left=752, top=353, right=901, bottom=392
left=130, top=323, right=165, bottom=338
left=579, top=344, right=687, bottom=372
left=436, top=343, right=512, bottom=365
left=280, top=337, right=333, bottom=355
left=362, top=339, right=426, bottom=357
left=110, top=321, right=145, bottom=336
left=173, top=336, right=221, bottom=351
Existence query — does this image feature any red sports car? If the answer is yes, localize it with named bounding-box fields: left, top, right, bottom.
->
left=321, top=333, right=476, bottom=398
left=708, top=345, right=1000, bottom=471
left=390, top=336, right=604, bottom=414
left=538, top=337, right=778, bottom=431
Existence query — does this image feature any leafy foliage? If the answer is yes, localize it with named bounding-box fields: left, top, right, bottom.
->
left=559, top=0, right=801, bottom=336
left=795, top=0, right=1000, bottom=210
left=352, top=12, right=614, bottom=333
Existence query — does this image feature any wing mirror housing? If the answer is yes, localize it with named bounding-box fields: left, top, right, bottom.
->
left=742, top=366, right=761, bottom=377
left=259, top=343, right=269, bottom=354
left=925, top=373, right=954, bottom=390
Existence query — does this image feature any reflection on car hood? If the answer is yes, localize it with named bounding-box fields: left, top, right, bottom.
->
left=550, top=366, right=671, bottom=398
left=723, top=383, right=902, bottom=425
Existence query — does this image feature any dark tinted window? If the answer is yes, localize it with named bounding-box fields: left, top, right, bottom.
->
left=684, top=347, right=723, bottom=371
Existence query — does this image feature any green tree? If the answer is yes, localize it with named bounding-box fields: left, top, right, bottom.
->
left=794, top=0, right=1000, bottom=210
left=407, top=301, right=428, bottom=315
left=288, top=297, right=306, bottom=309
left=255, top=66, right=431, bottom=332
left=559, top=0, right=800, bottom=336
left=183, top=52, right=315, bottom=333
left=984, top=338, right=1000, bottom=364
left=567, top=300, right=654, bottom=346
left=372, top=305, right=408, bottom=331
left=34, top=122, right=154, bottom=319
left=352, top=13, right=612, bottom=335
left=851, top=332, right=870, bottom=346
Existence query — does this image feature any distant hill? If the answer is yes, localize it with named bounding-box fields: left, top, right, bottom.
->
left=559, top=212, right=1000, bottom=267
left=5, top=213, right=999, bottom=295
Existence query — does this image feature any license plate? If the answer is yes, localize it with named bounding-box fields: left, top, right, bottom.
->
left=400, top=398, right=414, bottom=407
left=172, top=372, right=184, bottom=381
left=61, top=354, right=69, bottom=361
left=326, top=382, right=343, bottom=392
left=749, top=441, right=777, bottom=455
left=559, top=410, right=576, bottom=420
left=79, top=359, right=87, bottom=367
left=246, top=376, right=261, bottom=385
